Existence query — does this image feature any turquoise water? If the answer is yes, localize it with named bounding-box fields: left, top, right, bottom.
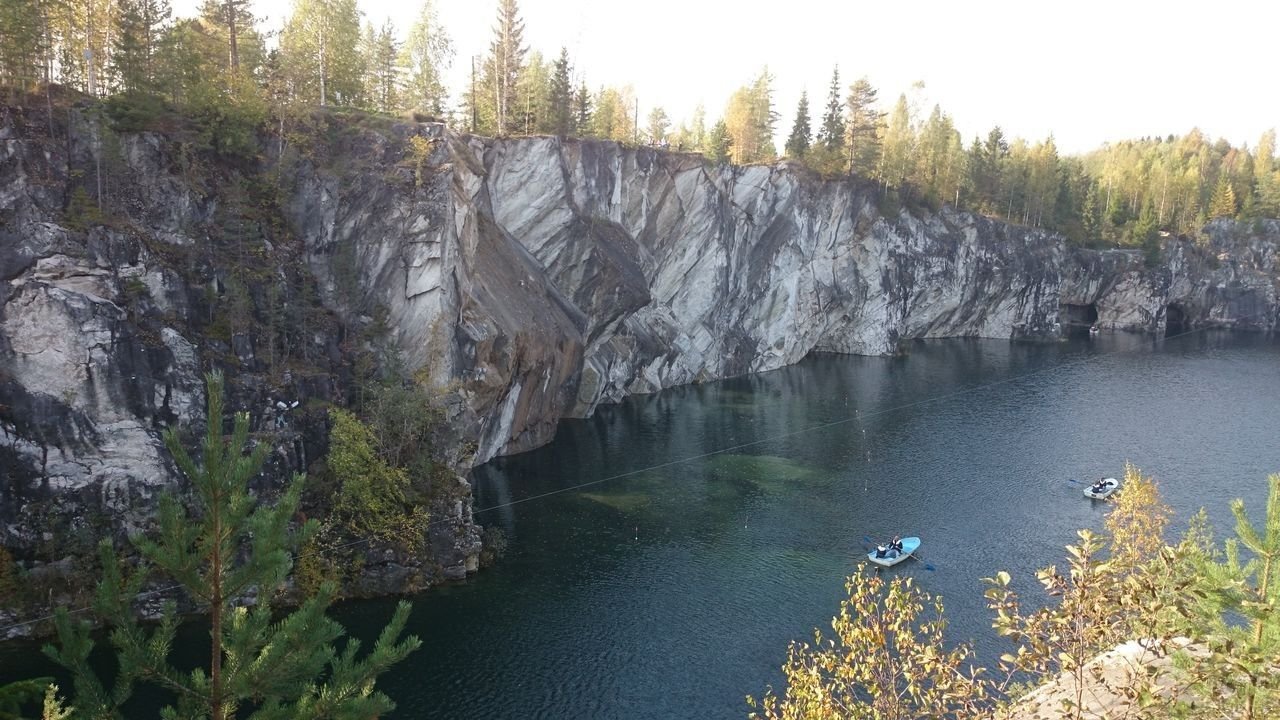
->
left=4, top=331, right=1279, bottom=718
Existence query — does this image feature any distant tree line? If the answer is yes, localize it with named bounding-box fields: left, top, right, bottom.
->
left=1, top=0, right=1276, bottom=246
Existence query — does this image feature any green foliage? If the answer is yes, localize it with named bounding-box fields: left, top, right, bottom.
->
left=64, top=186, right=106, bottom=231
left=816, top=66, right=844, bottom=155
left=41, top=371, right=420, bottom=720
left=1171, top=474, right=1280, bottom=719
left=327, top=406, right=429, bottom=545
left=0, top=677, right=55, bottom=720
left=545, top=47, right=573, bottom=136
left=705, top=119, right=732, bottom=164
left=1209, top=174, right=1238, bottom=218
left=103, top=90, right=170, bottom=132
left=783, top=90, right=810, bottom=160
left=474, top=0, right=527, bottom=135
left=845, top=76, right=883, bottom=177
left=281, top=0, right=365, bottom=108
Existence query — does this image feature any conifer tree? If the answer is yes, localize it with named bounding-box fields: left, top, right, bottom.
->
left=817, top=66, right=845, bottom=154
left=783, top=90, right=810, bottom=159
left=572, top=81, right=591, bottom=136
left=705, top=119, right=732, bottom=164
left=43, top=371, right=420, bottom=720
left=360, top=18, right=399, bottom=113
left=845, top=76, right=883, bottom=177
left=0, top=0, right=49, bottom=91
left=200, top=0, right=251, bottom=73
left=1209, top=174, right=1237, bottom=218
left=0, top=678, right=57, bottom=718
left=112, top=0, right=170, bottom=93
left=546, top=47, right=573, bottom=136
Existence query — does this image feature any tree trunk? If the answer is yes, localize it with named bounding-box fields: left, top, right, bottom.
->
left=227, top=0, right=239, bottom=72
left=319, top=26, right=327, bottom=107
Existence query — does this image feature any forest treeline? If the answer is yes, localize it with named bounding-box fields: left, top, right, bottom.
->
left=1, top=0, right=1277, bottom=248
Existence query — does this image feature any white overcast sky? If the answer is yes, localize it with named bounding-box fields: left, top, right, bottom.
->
left=175, top=0, right=1279, bottom=154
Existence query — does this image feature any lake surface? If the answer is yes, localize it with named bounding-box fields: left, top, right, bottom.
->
left=4, top=331, right=1279, bottom=718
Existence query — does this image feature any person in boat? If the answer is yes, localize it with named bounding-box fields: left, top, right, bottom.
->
left=890, top=535, right=903, bottom=555
left=1091, top=479, right=1108, bottom=493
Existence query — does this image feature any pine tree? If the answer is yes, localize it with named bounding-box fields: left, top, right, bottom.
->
left=111, top=0, right=170, bottom=93
left=572, top=81, right=591, bottom=135
left=0, top=678, right=56, bottom=718
left=1209, top=174, right=1237, bottom=218
left=400, top=0, right=452, bottom=116
left=546, top=47, right=572, bottom=136
left=817, top=65, right=845, bottom=154
left=783, top=90, right=810, bottom=159
left=845, top=76, right=883, bottom=177
left=705, top=118, right=732, bottom=164
left=43, top=371, right=421, bottom=720
left=199, top=0, right=251, bottom=73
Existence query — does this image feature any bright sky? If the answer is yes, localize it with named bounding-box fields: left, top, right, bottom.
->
left=175, top=0, right=1279, bottom=154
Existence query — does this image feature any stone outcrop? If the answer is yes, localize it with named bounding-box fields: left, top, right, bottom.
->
left=297, top=132, right=1277, bottom=465
left=2, top=102, right=1278, bottom=625
left=1060, top=220, right=1279, bottom=334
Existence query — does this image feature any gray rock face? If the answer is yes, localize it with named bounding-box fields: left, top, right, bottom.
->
left=295, top=131, right=1276, bottom=466
left=2, top=107, right=1278, bottom=616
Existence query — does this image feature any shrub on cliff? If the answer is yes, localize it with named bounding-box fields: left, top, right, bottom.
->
left=40, top=371, right=420, bottom=720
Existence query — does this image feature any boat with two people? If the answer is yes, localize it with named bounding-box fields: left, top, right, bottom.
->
left=1084, top=477, right=1120, bottom=500
left=868, top=535, right=921, bottom=568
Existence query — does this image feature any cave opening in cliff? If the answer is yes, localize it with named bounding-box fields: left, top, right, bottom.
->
left=1165, top=304, right=1188, bottom=337
left=1060, top=303, right=1098, bottom=327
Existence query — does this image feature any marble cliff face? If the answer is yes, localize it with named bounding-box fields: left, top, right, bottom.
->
left=2, top=108, right=1277, bottom=605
